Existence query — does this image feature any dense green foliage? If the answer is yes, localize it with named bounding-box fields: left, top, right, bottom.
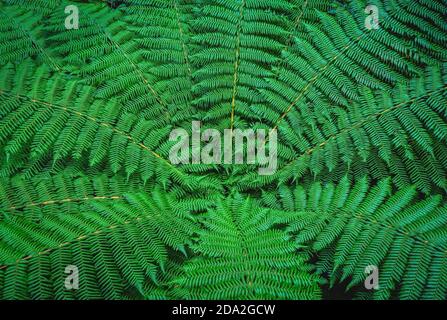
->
left=0, top=0, right=446, bottom=299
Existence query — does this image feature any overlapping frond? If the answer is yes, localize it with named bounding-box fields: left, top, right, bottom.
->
left=0, top=172, right=197, bottom=299
left=264, top=177, right=447, bottom=299
left=0, top=61, right=221, bottom=191
left=237, top=64, right=447, bottom=194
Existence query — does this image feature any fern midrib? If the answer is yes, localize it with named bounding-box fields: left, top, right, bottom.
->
left=83, top=13, right=169, bottom=113
left=229, top=208, right=253, bottom=297
left=173, top=0, right=192, bottom=78
left=229, top=0, right=246, bottom=131
left=271, top=33, right=367, bottom=132
left=273, top=0, right=309, bottom=77
left=6, top=195, right=122, bottom=212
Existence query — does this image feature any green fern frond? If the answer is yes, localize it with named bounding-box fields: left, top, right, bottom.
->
left=0, top=175, right=197, bottom=299
left=172, top=194, right=322, bottom=299
left=266, top=177, right=447, bottom=299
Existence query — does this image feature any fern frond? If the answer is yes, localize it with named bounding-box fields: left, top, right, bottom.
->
left=266, top=177, right=447, bottom=300
left=173, top=194, right=321, bottom=299
left=0, top=0, right=446, bottom=301
left=0, top=173, right=197, bottom=299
